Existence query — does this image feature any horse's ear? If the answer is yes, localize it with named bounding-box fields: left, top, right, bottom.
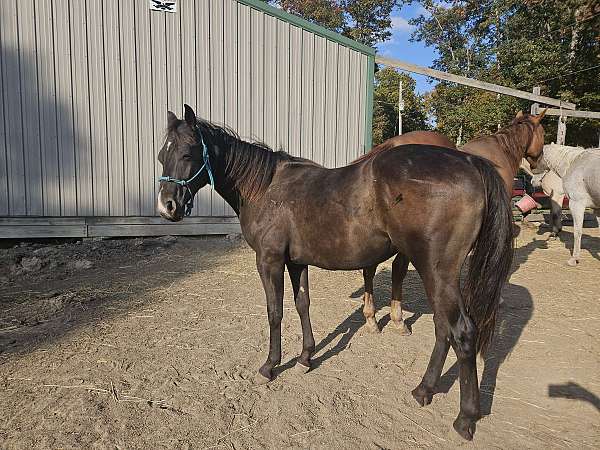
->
left=167, top=111, right=178, bottom=130
left=515, top=110, right=524, bottom=119
left=184, top=104, right=197, bottom=127
left=533, top=108, right=547, bottom=124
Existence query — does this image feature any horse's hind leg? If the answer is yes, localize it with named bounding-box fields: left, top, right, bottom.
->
left=411, top=271, right=455, bottom=406
left=287, top=263, right=315, bottom=372
left=412, top=270, right=480, bottom=440
left=389, top=254, right=411, bottom=335
left=568, top=200, right=586, bottom=266
left=411, top=311, right=451, bottom=407
left=449, top=311, right=480, bottom=440
left=362, top=264, right=380, bottom=333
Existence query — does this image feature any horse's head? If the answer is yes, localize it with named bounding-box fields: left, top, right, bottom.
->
left=157, top=104, right=214, bottom=221
left=512, top=109, right=547, bottom=169
left=530, top=171, right=547, bottom=189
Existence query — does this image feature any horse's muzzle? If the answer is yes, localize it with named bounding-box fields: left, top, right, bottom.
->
left=157, top=189, right=185, bottom=222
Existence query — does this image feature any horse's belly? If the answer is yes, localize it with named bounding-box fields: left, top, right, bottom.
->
left=288, top=228, right=395, bottom=270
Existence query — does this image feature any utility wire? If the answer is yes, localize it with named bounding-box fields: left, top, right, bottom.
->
left=518, top=63, right=600, bottom=89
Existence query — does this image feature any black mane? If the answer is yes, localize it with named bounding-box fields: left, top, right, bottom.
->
left=197, top=120, right=292, bottom=201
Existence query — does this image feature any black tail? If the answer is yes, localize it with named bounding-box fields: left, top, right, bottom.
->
left=463, top=158, right=514, bottom=356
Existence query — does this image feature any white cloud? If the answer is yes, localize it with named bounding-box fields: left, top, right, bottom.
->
left=416, top=5, right=430, bottom=16
left=390, top=16, right=414, bottom=33
left=416, top=1, right=453, bottom=16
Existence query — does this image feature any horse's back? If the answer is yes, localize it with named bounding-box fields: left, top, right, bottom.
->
left=371, top=144, right=484, bottom=193
left=377, top=131, right=456, bottom=151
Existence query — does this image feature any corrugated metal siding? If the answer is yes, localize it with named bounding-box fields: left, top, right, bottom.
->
left=0, top=0, right=370, bottom=220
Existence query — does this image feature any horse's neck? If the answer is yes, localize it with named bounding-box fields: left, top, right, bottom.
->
left=496, top=123, right=532, bottom=171
left=463, top=128, right=526, bottom=173
left=211, top=136, right=281, bottom=213
left=543, top=144, right=587, bottom=177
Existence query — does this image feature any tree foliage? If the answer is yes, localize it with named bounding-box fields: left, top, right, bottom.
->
left=373, top=67, right=429, bottom=144
left=263, top=0, right=397, bottom=46
left=407, top=0, right=600, bottom=146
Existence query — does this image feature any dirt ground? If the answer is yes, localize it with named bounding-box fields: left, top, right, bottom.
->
left=0, top=223, right=599, bottom=449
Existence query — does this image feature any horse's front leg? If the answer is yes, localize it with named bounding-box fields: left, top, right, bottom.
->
left=287, top=263, right=315, bottom=372
left=549, top=192, right=564, bottom=238
left=256, top=252, right=285, bottom=383
left=568, top=201, right=586, bottom=266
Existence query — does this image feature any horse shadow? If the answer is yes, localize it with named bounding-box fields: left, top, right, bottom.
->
left=305, top=267, right=428, bottom=372
left=436, top=282, right=533, bottom=415
left=548, top=382, right=600, bottom=412
left=536, top=219, right=600, bottom=263
left=305, top=232, right=545, bottom=415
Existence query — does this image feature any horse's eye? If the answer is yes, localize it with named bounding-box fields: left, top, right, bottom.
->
left=182, top=154, right=193, bottom=161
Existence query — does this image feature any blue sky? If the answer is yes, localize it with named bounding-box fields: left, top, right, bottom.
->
left=376, top=2, right=439, bottom=94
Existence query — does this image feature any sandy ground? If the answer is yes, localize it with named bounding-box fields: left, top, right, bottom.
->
left=0, top=224, right=599, bottom=449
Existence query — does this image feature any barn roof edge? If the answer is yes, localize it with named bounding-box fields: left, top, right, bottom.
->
left=236, top=0, right=376, bottom=56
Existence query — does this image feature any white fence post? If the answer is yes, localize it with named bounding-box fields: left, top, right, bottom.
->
left=557, top=115, right=567, bottom=145
left=531, top=86, right=540, bottom=115
left=398, top=79, right=404, bottom=135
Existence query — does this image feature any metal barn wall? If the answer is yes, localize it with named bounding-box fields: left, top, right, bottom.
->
left=0, top=0, right=374, bottom=237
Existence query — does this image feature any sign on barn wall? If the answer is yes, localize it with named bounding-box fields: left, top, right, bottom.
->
left=149, top=0, right=177, bottom=12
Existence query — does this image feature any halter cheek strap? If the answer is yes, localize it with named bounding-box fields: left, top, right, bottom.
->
left=158, top=130, right=215, bottom=216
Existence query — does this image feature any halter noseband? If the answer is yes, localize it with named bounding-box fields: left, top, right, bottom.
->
left=158, top=128, right=215, bottom=216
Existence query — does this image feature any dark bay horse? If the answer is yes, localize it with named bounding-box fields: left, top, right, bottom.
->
left=359, top=111, right=547, bottom=336
left=157, top=105, right=514, bottom=440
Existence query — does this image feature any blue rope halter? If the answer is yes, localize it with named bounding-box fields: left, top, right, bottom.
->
left=158, top=130, right=215, bottom=216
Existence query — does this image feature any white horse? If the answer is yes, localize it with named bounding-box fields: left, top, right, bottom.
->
left=535, top=143, right=600, bottom=266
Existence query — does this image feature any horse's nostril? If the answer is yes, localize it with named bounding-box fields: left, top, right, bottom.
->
left=166, top=200, right=175, bottom=213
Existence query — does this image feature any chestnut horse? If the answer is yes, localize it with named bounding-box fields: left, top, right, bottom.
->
left=360, top=111, right=547, bottom=336
left=157, top=105, right=513, bottom=440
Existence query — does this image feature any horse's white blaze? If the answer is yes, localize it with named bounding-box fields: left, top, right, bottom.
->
left=157, top=188, right=171, bottom=216
left=157, top=141, right=174, bottom=216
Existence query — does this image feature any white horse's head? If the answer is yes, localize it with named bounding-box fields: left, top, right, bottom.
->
left=530, top=172, right=546, bottom=188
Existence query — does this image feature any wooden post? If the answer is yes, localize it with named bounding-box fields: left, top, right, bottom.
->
left=530, top=87, right=540, bottom=115
left=557, top=115, right=567, bottom=145
left=398, top=80, right=404, bottom=135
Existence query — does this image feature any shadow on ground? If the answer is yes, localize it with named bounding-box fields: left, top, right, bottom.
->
left=548, top=382, right=600, bottom=412
left=0, top=237, right=237, bottom=361
left=307, top=228, right=551, bottom=416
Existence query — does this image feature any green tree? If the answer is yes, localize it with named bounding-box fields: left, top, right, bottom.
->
left=373, top=67, right=429, bottom=145
left=406, top=0, right=600, bottom=146
left=263, top=0, right=397, bottom=46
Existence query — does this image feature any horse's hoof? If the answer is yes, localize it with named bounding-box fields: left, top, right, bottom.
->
left=255, top=366, right=273, bottom=385
left=411, top=385, right=433, bottom=407
left=294, top=361, right=311, bottom=374
left=453, top=415, right=476, bottom=441
left=254, top=372, right=271, bottom=385
left=389, top=321, right=411, bottom=336
left=567, top=258, right=579, bottom=267
left=363, top=320, right=380, bottom=334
